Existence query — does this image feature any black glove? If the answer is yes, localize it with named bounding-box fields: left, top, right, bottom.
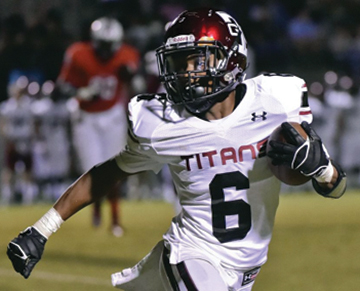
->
left=7, top=227, right=47, bottom=279
left=267, top=121, right=330, bottom=177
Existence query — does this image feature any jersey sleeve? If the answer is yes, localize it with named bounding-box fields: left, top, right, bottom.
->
left=114, top=97, right=164, bottom=174
left=120, top=44, right=141, bottom=72
left=255, top=73, right=313, bottom=124
left=57, top=43, right=88, bottom=88
left=296, top=79, right=312, bottom=124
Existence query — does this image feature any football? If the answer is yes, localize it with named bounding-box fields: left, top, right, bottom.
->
left=266, top=122, right=311, bottom=185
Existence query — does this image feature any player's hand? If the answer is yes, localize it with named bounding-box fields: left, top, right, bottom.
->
left=7, top=227, right=47, bottom=279
left=267, top=121, right=330, bottom=177
left=77, top=86, right=99, bottom=101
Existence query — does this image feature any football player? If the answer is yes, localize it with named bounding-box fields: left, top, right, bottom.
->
left=7, top=8, right=346, bottom=290
left=0, top=77, right=37, bottom=205
left=52, top=17, right=140, bottom=236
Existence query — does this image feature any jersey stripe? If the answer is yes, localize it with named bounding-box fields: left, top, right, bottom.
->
left=299, top=110, right=312, bottom=115
left=176, top=262, right=198, bottom=291
left=162, top=247, right=180, bottom=291
left=301, top=90, right=309, bottom=107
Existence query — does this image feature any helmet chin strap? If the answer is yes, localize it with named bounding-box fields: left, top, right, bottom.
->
left=185, top=85, right=236, bottom=115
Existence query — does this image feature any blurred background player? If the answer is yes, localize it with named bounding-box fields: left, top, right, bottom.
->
left=31, top=80, right=72, bottom=202
left=52, top=16, right=140, bottom=236
left=0, top=74, right=37, bottom=205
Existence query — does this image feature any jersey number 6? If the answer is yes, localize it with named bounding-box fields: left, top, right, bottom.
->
left=210, top=171, right=251, bottom=243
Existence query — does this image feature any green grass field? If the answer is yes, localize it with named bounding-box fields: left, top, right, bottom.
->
left=1, top=191, right=359, bottom=291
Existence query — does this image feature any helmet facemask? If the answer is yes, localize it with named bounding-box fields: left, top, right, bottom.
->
left=92, top=39, right=121, bottom=61
left=156, top=40, right=246, bottom=114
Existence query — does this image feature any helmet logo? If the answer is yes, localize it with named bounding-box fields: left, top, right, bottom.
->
left=216, top=11, right=247, bottom=55
left=166, top=34, right=195, bottom=45
left=228, top=24, right=240, bottom=37
left=216, top=11, right=240, bottom=37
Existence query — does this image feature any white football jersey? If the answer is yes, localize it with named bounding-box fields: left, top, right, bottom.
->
left=115, top=73, right=312, bottom=269
left=0, top=95, right=35, bottom=153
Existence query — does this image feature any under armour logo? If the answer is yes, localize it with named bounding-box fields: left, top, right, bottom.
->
left=242, top=267, right=261, bottom=286
left=251, top=111, right=267, bottom=121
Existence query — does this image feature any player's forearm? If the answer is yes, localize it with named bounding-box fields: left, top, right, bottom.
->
left=54, top=158, right=125, bottom=221
left=53, top=172, right=94, bottom=221
left=32, top=172, right=96, bottom=238
left=33, top=159, right=125, bottom=238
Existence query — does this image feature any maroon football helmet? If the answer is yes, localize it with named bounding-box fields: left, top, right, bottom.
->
left=156, top=8, right=248, bottom=114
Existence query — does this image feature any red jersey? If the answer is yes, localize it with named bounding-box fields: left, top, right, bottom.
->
left=58, top=42, right=140, bottom=112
